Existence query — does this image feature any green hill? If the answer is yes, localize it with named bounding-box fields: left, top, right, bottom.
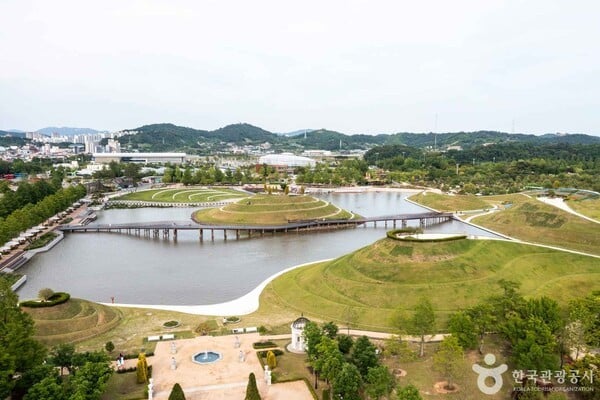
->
left=193, top=194, right=354, bottom=225
left=263, top=237, right=600, bottom=330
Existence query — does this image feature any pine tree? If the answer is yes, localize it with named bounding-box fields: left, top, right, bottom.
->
left=168, top=383, right=186, bottom=400
left=136, top=353, right=148, bottom=384
left=266, top=350, right=277, bottom=370
left=244, top=372, right=261, bottom=400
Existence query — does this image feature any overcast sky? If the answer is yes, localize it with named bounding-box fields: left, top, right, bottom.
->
left=1, top=1, right=599, bottom=135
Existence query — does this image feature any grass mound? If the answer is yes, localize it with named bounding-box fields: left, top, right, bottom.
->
left=567, top=196, right=600, bottom=220
left=116, top=187, right=248, bottom=203
left=409, top=192, right=490, bottom=211
left=264, top=238, right=600, bottom=330
left=193, top=194, right=353, bottom=225
left=24, top=298, right=122, bottom=346
left=474, top=195, right=600, bottom=255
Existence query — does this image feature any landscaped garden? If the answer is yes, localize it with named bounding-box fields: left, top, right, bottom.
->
left=115, top=187, right=249, bottom=203
left=193, top=194, right=355, bottom=225
left=409, top=191, right=491, bottom=211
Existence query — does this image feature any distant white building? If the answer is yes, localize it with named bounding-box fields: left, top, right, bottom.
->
left=258, top=153, right=316, bottom=168
left=93, top=152, right=187, bottom=164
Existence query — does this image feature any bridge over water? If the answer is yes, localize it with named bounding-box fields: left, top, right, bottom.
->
left=59, top=212, right=455, bottom=241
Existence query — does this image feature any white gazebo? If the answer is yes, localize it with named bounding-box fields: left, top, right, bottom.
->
left=290, top=316, right=310, bottom=352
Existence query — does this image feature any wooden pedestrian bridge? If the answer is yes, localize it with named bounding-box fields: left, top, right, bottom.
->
left=58, top=211, right=455, bottom=241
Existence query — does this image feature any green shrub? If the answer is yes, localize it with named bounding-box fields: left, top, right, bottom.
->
left=168, top=383, right=186, bottom=400
left=322, top=388, right=330, bottom=400
left=20, top=292, right=71, bottom=308
left=257, top=349, right=284, bottom=357
left=105, top=341, right=115, bottom=353
left=266, top=350, right=277, bottom=369
left=252, top=341, right=276, bottom=349
left=136, top=353, right=149, bottom=384
left=244, top=373, right=261, bottom=400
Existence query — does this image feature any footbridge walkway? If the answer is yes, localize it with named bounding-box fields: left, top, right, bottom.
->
left=58, top=212, right=454, bottom=241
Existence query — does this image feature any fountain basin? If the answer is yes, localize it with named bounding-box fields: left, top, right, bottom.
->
left=192, top=351, right=222, bottom=364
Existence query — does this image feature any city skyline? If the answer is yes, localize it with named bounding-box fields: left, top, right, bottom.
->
left=1, top=1, right=600, bottom=136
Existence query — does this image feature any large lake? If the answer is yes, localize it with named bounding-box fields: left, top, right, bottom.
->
left=17, top=191, right=499, bottom=305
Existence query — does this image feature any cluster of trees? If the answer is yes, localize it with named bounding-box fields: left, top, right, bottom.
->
left=441, top=283, right=600, bottom=398
left=0, top=175, right=63, bottom=218
left=303, top=321, right=398, bottom=400
left=0, top=158, right=57, bottom=175
left=295, top=160, right=369, bottom=186
left=0, top=279, right=112, bottom=399
left=0, top=184, right=86, bottom=245
left=92, top=161, right=141, bottom=181
left=365, top=143, right=600, bottom=192
left=163, top=164, right=258, bottom=185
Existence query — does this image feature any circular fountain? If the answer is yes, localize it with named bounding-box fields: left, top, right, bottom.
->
left=192, top=350, right=222, bottom=364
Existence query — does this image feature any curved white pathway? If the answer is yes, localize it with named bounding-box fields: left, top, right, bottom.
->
left=537, top=196, right=600, bottom=224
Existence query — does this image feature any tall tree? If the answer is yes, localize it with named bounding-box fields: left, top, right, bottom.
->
left=0, top=278, right=46, bottom=398
left=407, top=298, right=436, bottom=357
left=365, top=365, right=395, bottom=400
left=332, top=363, right=362, bottom=400
left=351, top=336, right=379, bottom=378
left=447, top=311, right=477, bottom=350
left=433, top=336, right=464, bottom=390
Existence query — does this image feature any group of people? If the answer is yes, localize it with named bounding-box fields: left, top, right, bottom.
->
left=115, top=353, right=125, bottom=369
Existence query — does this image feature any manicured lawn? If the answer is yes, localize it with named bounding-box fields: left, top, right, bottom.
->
left=101, top=372, right=146, bottom=400
left=473, top=194, right=600, bottom=255
left=409, top=192, right=490, bottom=211
left=116, top=187, right=249, bottom=203
left=262, top=238, right=600, bottom=330
left=194, top=194, right=354, bottom=225
left=567, top=196, right=600, bottom=221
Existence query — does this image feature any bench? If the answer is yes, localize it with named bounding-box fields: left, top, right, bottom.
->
left=148, top=335, right=161, bottom=342
left=161, top=334, right=175, bottom=340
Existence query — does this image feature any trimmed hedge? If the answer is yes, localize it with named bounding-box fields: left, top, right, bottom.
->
left=257, top=349, right=284, bottom=357
left=20, top=292, right=71, bottom=308
left=395, top=235, right=467, bottom=243
left=252, top=341, right=277, bottom=349
left=385, top=228, right=422, bottom=239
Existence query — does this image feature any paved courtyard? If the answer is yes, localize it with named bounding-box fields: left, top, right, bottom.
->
left=149, top=333, right=313, bottom=400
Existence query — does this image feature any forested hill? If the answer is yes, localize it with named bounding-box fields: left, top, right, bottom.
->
left=112, top=123, right=600, bottom=153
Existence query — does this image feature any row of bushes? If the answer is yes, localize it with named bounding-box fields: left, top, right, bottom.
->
left=252, top=341, right=277, bottom=349
left=25, top=232, right=59, bottom=250
left=395, top=234, right=467, bottom=243
left=385, top=227, right=422, bottom=239
left=257, top=349, right=284, bottom=357
left=20, top=292, right=70, bottom=308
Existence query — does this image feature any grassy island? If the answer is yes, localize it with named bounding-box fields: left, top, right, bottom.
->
left=193, top=194, right=355, bottom=225
left=262, top=237, right=600, bottom=330
left=115, top=187, right=249, bottom=203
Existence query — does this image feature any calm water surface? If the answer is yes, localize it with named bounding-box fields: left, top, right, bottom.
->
left=17, top=192, right=498, bottom=305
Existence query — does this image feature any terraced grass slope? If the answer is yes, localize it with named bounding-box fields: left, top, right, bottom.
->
left=264, top=237, right=600, bottom=331
left=474, top=195, right=600, bottom=255
left=116, top=187, right=248, bottom=203
left=410, top=192, right=490, bottom=211
left=193, top=194, right=354, bottom=225
left=24, top=298, right=122, bottom=346
left=567, top=196, right=600, bottom=221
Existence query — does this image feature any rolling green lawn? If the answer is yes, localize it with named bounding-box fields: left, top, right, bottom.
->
left=115, top=187, right=249, bottom=203
left=567, top=196, right=600, bottom=221
left=193, top=194, right=354, bottom=225
left=262, top=237, right=600, bottom=331
left=473, top=194, right=600, bottom=255
left=409, top=192, right=491, bottom=211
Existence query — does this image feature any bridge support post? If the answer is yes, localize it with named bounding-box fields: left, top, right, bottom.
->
left=224, top=230, right=227, bottom=240
left=211, top=229, right=214, bottom=241
left=199, top=229, right=203, bottom=241
left=393, top=220, right=396, bottom=228
left=174, top=229, right=177, bottom=240
left=236, top=230, right=240, bottom=239
left=402, top=220, right=407, bottom=228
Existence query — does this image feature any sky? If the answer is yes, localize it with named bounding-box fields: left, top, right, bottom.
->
left=1, top=1, right=599, bottom=136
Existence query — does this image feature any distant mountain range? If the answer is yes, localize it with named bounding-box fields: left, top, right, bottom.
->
left=114, top=123, right=600, bottom=153
left=35, top=127, right=107, bottom=136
